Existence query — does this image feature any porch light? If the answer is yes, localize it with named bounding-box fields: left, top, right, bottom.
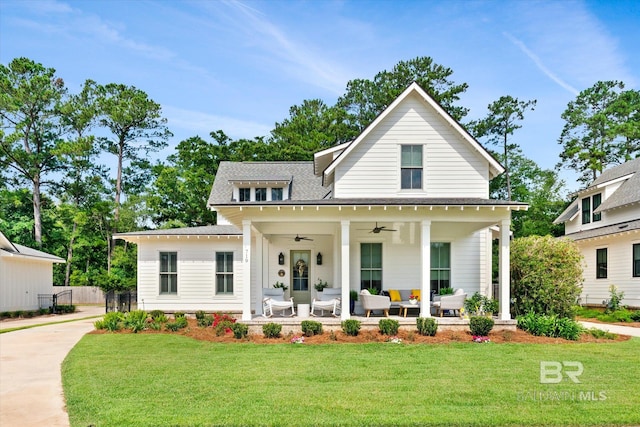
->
left=278, top=252, right=285, bottom=265
left=316, top=252, right=322, bottom=265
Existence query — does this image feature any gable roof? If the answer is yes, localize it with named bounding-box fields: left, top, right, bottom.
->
left=115, top=225, right=241, bottom=238
left=208, top=161, right=329, bottom=205
left=0, top=230, right=65, bottom=263
left=563, top=218, right=640, bottom=242
left=319, top=82, right=504, bottom=186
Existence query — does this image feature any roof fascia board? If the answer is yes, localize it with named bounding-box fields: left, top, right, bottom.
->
left=322, top=82, right=504, bottom=181
left=570, top=173, right=634, bottom=198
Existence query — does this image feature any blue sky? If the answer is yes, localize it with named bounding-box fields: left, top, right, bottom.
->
left=1, top=0, right=638, bottom=193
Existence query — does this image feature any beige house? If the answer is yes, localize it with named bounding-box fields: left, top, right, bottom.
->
left=116, top=83, right=527, bottom=320
left=0, top=231, right=65, bottom=312
left=554, top=158, right=640, bottom=308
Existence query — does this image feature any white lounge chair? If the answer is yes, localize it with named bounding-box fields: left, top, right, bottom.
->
left=360, top=289, right=390, bottom=317
left=262, top=288, right=295, bottom=317
left=432, top=289, right=466, bottom=317
left=311, top=287, right=341, bottom=317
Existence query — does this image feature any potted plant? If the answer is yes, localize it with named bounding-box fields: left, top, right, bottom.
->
left=439, top=287, right=454, bottom=296
left=349, top=290, right=358, bottom=314
left=367, top=287, right=379, bottom=295
left=314, top=278, right=328, bottom=292
left=273, top=281, right=288, bottom=294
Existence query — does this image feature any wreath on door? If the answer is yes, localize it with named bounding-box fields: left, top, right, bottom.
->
left=295, top=258, right=307, bottom=277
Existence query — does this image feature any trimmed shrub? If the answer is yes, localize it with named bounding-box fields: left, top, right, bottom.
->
left=196, top=313, right=214, bottom=328
left=517, top=312, right=583, bottom=340
left=301, top=320, right=323, bottom=337
left=378, top=319, right=400, bottom=336
left=230, top=323, right=249, bottom=339
left=262, top=322, right=282, bottom=338
left=341, top=319, right=361, bottom=336
left=165, top=316, right=188, bottom=332
left=416, top=317, right=437, bottom=336
left=469, top=316, right=494, bottom=336
left=511, top=236, right=583, bottom=318
left=212, top=313, right=236, bottom=335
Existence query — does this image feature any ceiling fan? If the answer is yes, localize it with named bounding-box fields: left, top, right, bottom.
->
left=293, top=234, right=313, bottom=241
left=360, top=222, right=397, bottom=234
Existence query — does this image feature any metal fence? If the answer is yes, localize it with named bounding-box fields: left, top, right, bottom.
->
left=37, top=289, right=73, bottom=313
left=105, top=290, right=137, bottom=313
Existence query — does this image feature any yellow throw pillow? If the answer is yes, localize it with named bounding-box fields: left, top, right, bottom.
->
left=411, top=289, right=421, bottom=301
left=388, top=289, right=401, bottom=302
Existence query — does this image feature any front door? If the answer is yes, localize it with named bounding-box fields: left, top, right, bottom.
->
left=290, top=250, right=310, bottom=305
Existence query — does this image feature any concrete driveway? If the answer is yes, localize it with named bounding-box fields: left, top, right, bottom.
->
left=580, top=321, right=640, bottom=337
left=0, top=306, right=103, bottom=427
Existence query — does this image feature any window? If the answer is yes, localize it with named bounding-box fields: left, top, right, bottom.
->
left=160, top=252, right=177, bottom=294
left=582, top=197, right=591, bottom=224
left=401, top=145, right=423, bottom=189
left=271, top=188, right=283, bottom=201
left=216, top=252, right=234, bottom=294
left=592, top=193, right=602, bottom=222
left=255, top=188, right=267, bottom=201
left=633, top=244, right=640, bottom=278
left=431, top=242, right=451, bottom=293
left=361, top=243, right=382, bottom=292
left=596, top=248, right=607, bottom=279
left=239, top=188, right=250, bottom=202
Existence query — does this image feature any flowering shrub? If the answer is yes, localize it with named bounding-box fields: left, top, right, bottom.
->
left=212, top=313, right=237, bottom=336
left=290, top=335, right=305, bottom=344
left=472, top=336, right=491, bottom=343
left=386, top=336, right=402, bottom=344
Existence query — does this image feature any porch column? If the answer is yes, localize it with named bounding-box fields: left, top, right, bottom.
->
left=499, top=218, right=511, bottom=320
left=242, top=220, right=252, bottom=321
left=255, top=232, right=264, bottom=315
left=420, top=220, right=431, bottom=317
left=340, top=220, right=350, bottom=320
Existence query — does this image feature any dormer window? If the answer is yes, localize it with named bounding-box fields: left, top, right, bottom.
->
left=401, top=145, right=422, bottom=189
left=582, top=193, right=602, bottom=224
left=581, top=198, right=591, bottom=224
left=272, top=188, right=283, bottom=201
left=239, top=188, right=250, bottom=202
left=592, top=193, right=602, bottom=222
left=255, top=188, right=267, bottom=201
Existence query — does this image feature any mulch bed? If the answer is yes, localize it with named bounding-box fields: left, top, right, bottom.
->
left=90, top=318, right=631, bottom=344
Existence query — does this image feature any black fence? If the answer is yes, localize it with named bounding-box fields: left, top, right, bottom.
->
left=37, top=289, right=73, bottom=314
left=105, top=290, right=137, bottom=313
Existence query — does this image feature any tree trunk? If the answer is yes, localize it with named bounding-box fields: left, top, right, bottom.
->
left=64, top=221, right=77, bottom=287
left=504, top=134, right=511, bottom=201
left=32, top=174, right=42, bottom=246
left=109, top=140, right=124, bottom=273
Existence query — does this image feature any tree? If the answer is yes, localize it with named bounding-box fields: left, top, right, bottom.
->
left=472, top=96, right=536, bottom=200
left=97, top=83, right=171, bottom=268
left=0, top=57, right=67, bottom=245
left=609, top=88, right=640, bottom=161
left=511, top=235, right=583, bottom=318
left=557, top=81, right=625, bottom=184
left=336, top=56, right=469, bottom=134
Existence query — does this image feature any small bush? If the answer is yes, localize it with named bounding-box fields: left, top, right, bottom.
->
left=230, top=322, right=249, bottom=339
left=197, top=314, right=214, bottom=328
left=94, top=319, right=105, bottom=330
left=416, top=317, right=438, bottom=336
left=174, top=311, right=186, bottom=319
left=213, top=313, right=236, bottom=335
left=148, top=321, right=162, bottom=331
left=341, top=319, right=361, bottom=336
left=598, top=309, right=633, bottom=323
left=152, top=313, right=168, bottom=323
left=587, top=328, right=617, bottom=340
left=575, top=306, right=602, bottom=319
left=123, top=310, right=148, bottom=333
left=517, top=312, right=583, bottom=340
left=301, top=320, right=323, bottom=337
left=56, top=304, right=76, bottom=314
left=263, top=322, right=282, bottom=338
left=604, top=285, right=624, bottom=313
left=165, top=316, right=188, bottom=332
left=102, top=312, right=124, bottom=332
left=149, top=310, right=165, bottom=319
left=631, top=311, right=640, bottom=322
left=378, top=319, right=400, bottom=336
left=469, top=316, right=494, bottom=336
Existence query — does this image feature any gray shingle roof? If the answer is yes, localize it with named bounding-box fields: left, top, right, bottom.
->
left=114, top=225, right=241, bottom=237
left=212, top=197, right=527, bottom=207
left=590, top=157, right=640, bottom=187
left=563, top=219, right=640, bottom=241
left=553, top=201, right=579, bottom=224
left=208, top=162, right=329, bottom=205
left=594, top=170, right=640, bottom=212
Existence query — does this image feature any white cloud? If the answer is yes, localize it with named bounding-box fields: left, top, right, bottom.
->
left=164, top=105, right=272, bottom=140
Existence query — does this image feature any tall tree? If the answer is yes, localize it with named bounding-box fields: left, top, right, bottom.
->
left=609, top=88, right=640, bottom=161
left=97, top=83, right=171, bottom=269
left=0, top=57, right=67, bottom=245
left=337, top=56, right=469, bottom=134
left=472, top=96, right=536, bottom=200
left=557, top=81, right=624, bottom=184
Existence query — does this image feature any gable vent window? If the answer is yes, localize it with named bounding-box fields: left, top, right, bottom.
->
left=401, top=145, right=423, bottom=189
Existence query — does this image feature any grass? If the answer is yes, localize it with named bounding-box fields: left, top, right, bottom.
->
left=0, top=315, right=103, bottom=334
left=63, top=334, right=640, bottom=427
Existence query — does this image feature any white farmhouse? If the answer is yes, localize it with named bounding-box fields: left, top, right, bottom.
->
left=0, top=230, right=65, bottom=312
left=116, top=83, right=527, bottom=320
left=554, top=158, right=640, bottom=308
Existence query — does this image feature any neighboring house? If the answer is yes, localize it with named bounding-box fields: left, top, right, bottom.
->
left=554, top=158, right=640, bottom=308
left=116, top=82, right=527, bottom=320
left=0, top=231, right=65, bottom=312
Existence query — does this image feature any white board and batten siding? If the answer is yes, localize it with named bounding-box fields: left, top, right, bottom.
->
left=334, top=94, right=490, bottom=199
left=136, top=238, right=244, bottom=312
left=0, top=255, right=54, bottom=311
left=578, top=234, right=640, bottom=308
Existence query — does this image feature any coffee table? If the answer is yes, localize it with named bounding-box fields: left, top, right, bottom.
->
left=399, top=302, right=420, bottom=317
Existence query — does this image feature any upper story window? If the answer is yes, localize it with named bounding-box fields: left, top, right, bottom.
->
left=239, top=188, right=250, bottom=202
left=581, top=197, right=591, bottom=224
left=592, top=193, right=602, bottom=222
left=255, top=188, right=267, bottom=201
left=401, top=145, right=423, bottom=189
left=272, top=188, right=283, bottom=201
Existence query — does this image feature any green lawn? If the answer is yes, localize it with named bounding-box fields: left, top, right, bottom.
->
left=63, top=335, right=640, bottom=427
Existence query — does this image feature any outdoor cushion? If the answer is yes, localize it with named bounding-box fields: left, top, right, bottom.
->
left=411, top=289, right=421, bottom=301
left=388, top=289, right=402, bottom=302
